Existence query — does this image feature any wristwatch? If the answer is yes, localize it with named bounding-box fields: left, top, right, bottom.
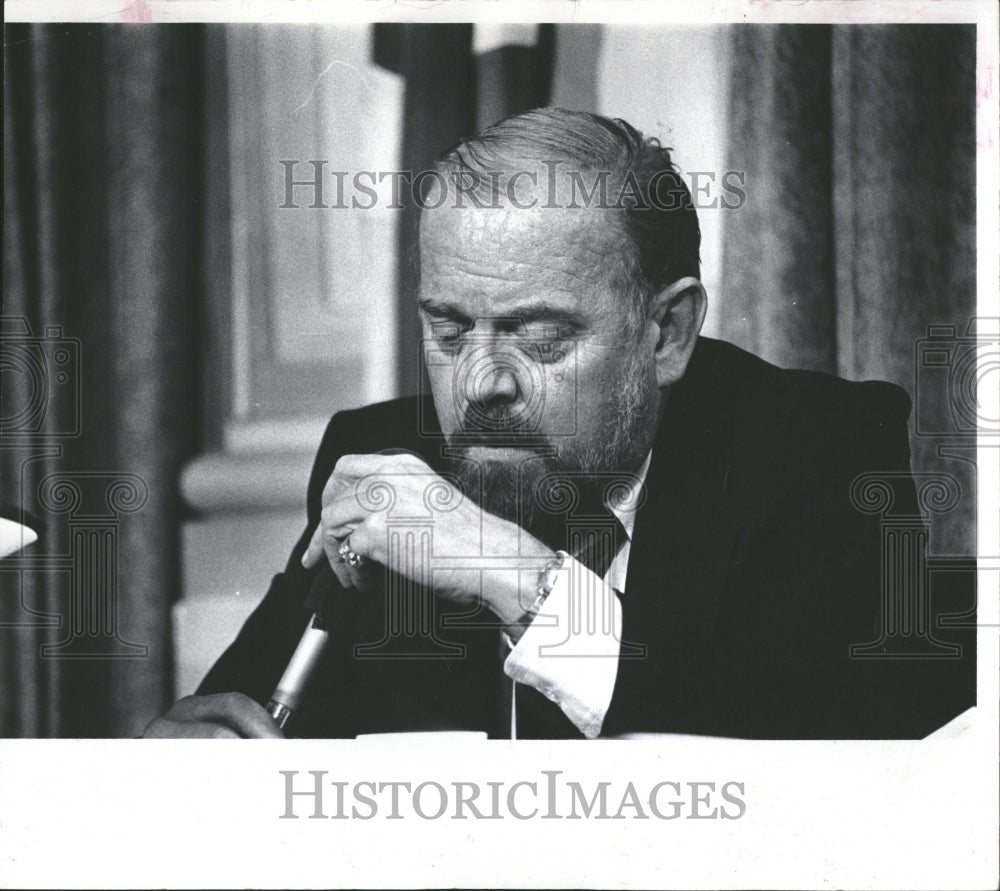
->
left=508, top=550, right=569, bottom=640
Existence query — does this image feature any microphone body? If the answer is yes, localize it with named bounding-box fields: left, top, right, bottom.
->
left=266, top=563, right=336, bottom=730
left=266, top=449, right=419, bottom=730
left=266, top=616, right=330, bottom=729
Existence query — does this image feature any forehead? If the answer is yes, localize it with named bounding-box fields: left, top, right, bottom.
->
left=418, top=201, right=627, bottom=314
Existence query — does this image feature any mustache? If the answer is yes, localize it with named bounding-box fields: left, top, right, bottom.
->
left=452, top=404, right=545, bottom=447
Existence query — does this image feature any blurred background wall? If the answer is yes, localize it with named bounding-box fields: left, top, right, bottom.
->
left=2, top=23, right=976, bottom=737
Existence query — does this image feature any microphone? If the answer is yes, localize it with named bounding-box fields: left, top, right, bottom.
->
left=265, top=448, right=422, bottom=730
left=266, top=562, right=336, bottom=730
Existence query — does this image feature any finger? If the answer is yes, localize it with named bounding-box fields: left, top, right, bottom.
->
left=344, top=562, right=378, bottom=593
left=320, top=498, right=364, bottom=540
left=143, top=719, right=240, bottom=739
left=327, top=452, right=422, bottom=506
left=327, top=453, right=373, bottom=491
left=329, top=551, right=356, bottom=591
left=191, top=693, right=285, bottom=738
left=320, top=524, right=354, bottom=576
left=324, top=454, right=431, bottom=533
left=339, top=538, right=371, bottom=589
left=330, top=523, right=377, bottom=591
left=167, top=693, right=285, bottom=739
left=318, top=455, right=370, bottom=525
left=349, top=521, right=384, bottom=561
left=207, top=725, right=242, bottom=739
left=301, top=524, right=324, bottom=568
left=376, top=447, right=423, bottom=460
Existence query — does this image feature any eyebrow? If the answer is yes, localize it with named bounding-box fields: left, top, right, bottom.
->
left=417, top=298, right=587, bottom=331
left=417, top=299, right=470, bottom=323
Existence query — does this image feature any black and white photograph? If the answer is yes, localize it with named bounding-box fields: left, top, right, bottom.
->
left=1, top=1, right=997, bottom=888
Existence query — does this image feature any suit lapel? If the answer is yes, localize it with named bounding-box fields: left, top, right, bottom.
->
left=624, top=340, right=736, bottom=696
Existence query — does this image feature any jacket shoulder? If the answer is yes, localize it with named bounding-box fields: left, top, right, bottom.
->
left=688, top=337, right=912, bottom=444
left=682, top=339, right=915, bottom=517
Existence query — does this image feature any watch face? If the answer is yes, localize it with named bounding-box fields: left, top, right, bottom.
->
left=537, top=552, right=566, bottom=604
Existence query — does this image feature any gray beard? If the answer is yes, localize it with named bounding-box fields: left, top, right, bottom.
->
left=446, top=347, right=658, bottom=544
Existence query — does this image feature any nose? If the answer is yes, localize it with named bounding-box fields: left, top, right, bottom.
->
left=457, top=341, right=544, bottom=434
left=468, top=357, right=519, bottom=407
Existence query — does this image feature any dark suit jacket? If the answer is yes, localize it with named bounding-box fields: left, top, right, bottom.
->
left=199, top=337, right=975, bottom=738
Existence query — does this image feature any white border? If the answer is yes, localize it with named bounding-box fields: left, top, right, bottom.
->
left=1, top=2, right=997, bottom=889
left=1, top=0, right=991, bottom=24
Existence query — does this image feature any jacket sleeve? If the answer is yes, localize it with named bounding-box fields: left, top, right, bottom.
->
left=195, top=411, right=350, bottom=707
left=811, top=382, right=975, bottom=737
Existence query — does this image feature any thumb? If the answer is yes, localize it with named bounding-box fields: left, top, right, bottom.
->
left=301, top=524, right=325, bottom=569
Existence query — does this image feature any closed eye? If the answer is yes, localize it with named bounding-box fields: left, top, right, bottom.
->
left=431, top=321, right=469, bottom=348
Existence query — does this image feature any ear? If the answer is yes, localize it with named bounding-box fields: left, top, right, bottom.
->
left=646, top=276, right=707, bottom=388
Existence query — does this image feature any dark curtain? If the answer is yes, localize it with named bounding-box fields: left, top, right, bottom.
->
left=720, top=25, right=976, bottom=556
left=373, top=24, right=556, bottom=395
left=1, top=24, right=205, bottom=737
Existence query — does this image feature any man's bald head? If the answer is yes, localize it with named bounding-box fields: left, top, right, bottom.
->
left=427, top=107, right=702, bottom=327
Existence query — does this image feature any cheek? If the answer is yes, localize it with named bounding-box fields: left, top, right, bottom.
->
left=560, top=345, right=650, bottom=426
left=537, top=349, right=610, bottom=433
left=426, top=366, right=461, bottom=433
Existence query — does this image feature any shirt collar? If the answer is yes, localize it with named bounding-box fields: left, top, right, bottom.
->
left=606, top=451, right=652, bottom=542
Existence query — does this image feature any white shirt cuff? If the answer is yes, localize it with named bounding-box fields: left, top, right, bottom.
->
left=503, top=556, right=622, bottom=738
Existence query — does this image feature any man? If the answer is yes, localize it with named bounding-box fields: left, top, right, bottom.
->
left=145, top=108, right=973, bottom=740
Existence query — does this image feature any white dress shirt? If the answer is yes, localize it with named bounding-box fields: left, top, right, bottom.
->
left=503, top=452, right=652, bottom=739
